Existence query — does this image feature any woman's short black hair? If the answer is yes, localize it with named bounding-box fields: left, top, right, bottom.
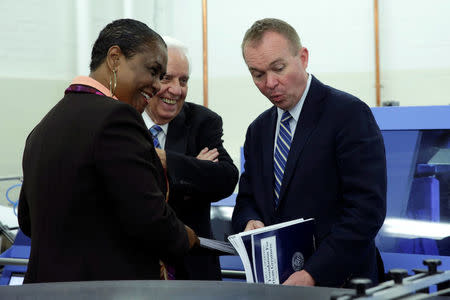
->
left=90, top=19, right=165, bottom=71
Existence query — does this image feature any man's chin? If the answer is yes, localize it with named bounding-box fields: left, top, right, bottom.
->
left=273, top=102, right=288, bottom=110
left=156, top=112, right=176, bottom=124
left=158, top=106, right=177, bottom=116
left=273, top=100, right=295, bottom=111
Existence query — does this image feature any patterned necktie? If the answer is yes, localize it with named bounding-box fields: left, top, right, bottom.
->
left=149, top=125, right=162, bottom=149
left=274, top=111, right=293, bottom=207
left=149, top=124, right=173, bottom=279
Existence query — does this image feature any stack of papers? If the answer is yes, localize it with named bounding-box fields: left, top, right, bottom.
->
left=198, top=237, right=237, bottom=255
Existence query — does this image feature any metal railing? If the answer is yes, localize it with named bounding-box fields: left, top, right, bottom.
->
left=0, top=258, right=28, bottom=266
left=221, top=269, right=246, bottom=280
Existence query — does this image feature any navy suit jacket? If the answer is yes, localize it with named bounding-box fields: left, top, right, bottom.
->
left=165, top=102, right=239, bottom=280
left=232, top=76, right=387, bottom=287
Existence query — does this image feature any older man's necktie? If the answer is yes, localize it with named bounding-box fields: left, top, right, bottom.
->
left=274, top=111, right=293, bottom=207
left=149, top=125, right=162, bottom=149
left=149, top=124, right=174, bottom=280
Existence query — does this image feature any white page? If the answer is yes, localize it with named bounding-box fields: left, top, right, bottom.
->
left=251, top=234, right=257, bottom=282
left=228, top=233, right=254, bottom=282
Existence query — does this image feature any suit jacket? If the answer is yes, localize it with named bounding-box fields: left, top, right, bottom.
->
left=164, top=102, right=239, bottom=280
left=18, top=92, right=189, bottom=283
left=232, top=76, right=387, bottom=287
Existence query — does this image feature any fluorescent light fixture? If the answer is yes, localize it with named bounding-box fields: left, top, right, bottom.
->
left=381, top=218, right=450, bottom=240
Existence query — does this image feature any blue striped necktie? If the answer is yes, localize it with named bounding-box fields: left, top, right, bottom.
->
left=274, top=111, right=293, bottom=207
left=149, top=125, right=162, bottom=149
left=149, top=124, right=173, bottom=279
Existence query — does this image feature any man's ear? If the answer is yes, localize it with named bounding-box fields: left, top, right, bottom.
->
left=299, top=47, right=309, bottom=69
left=106, top=45, right=122, bottom=71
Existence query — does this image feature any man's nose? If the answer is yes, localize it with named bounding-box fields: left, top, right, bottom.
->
left=265, top=73, right=278, bottom=89
left=168, top=83, right=182, bottom=96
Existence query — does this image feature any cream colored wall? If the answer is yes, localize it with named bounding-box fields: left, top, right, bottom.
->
left=381, top=69, right=450, bottom=106
left=0, top=77, right=69, bottom=206
left=0, top=78, right=70, bottom=176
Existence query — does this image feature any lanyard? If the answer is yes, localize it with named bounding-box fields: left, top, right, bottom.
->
left=65, top=84, right=106, bottom=97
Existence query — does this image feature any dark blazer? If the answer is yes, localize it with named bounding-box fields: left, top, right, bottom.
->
left=164, top=102, right=239, bottom=280
left=232, top=76, right=387, bottom=287
left=18, top=92, right=189, bottom=283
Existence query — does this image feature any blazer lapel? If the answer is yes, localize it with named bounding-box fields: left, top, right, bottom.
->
left=278, top=76, right=327, bottom=202
left=165, top=106, right=188, bottom=153
left=261, top=107, right=278, bottom=213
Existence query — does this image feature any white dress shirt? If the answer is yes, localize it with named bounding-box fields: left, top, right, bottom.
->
left=142, top=112, right=169, bottom=149
left=274, top=73, right=312, bottom=153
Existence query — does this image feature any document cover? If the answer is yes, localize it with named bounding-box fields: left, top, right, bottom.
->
left=251, top=218, right=315, bottom=284
left=228, top=217, right=315, bottom=284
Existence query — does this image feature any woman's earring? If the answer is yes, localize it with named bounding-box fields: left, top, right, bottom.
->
left=109, top=69, right=117, bottom=96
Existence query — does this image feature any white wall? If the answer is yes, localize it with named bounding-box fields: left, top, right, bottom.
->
left=379, top=0, right=450, bottom=106
left=1, top=0, right=449, bottom=183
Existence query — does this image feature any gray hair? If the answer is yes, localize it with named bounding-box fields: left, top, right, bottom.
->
left=162, top=36, right=191, bottom=75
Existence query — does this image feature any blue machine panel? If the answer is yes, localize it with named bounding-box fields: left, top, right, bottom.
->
left=372, top=106, right=450, bottom=272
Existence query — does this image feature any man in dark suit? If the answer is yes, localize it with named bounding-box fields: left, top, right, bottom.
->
left=143, top=37, right=239, bottom=280
left=232, top=18, right=387, bottom=287
left=18, top=19, right=198, bottom=283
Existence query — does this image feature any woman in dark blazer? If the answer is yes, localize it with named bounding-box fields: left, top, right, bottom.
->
left=18, top=19, right=198, bottom=283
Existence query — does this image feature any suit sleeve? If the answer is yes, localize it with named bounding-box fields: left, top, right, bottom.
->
left=18, top=180, right=31, bottom=237
left=166, top=114, right=239, bottom=202
left=18, top=133, right=32, bottom=238
left=232, top=124, right=264, bottom=232
left=304, top=100, right=387, bottom=286
left=94, top=105, right=189, bottom=257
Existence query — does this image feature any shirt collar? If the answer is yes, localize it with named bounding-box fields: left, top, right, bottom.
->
left=142, top=111, right=169, bottom=135
left=277, top=73, right=312, bottom=121
left=71, top=76, right=118, bottom=100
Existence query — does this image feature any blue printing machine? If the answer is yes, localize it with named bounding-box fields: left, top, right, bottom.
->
left=372, top=106, right=450, bottom=272
left=215, top=105, right=450, bottom=279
